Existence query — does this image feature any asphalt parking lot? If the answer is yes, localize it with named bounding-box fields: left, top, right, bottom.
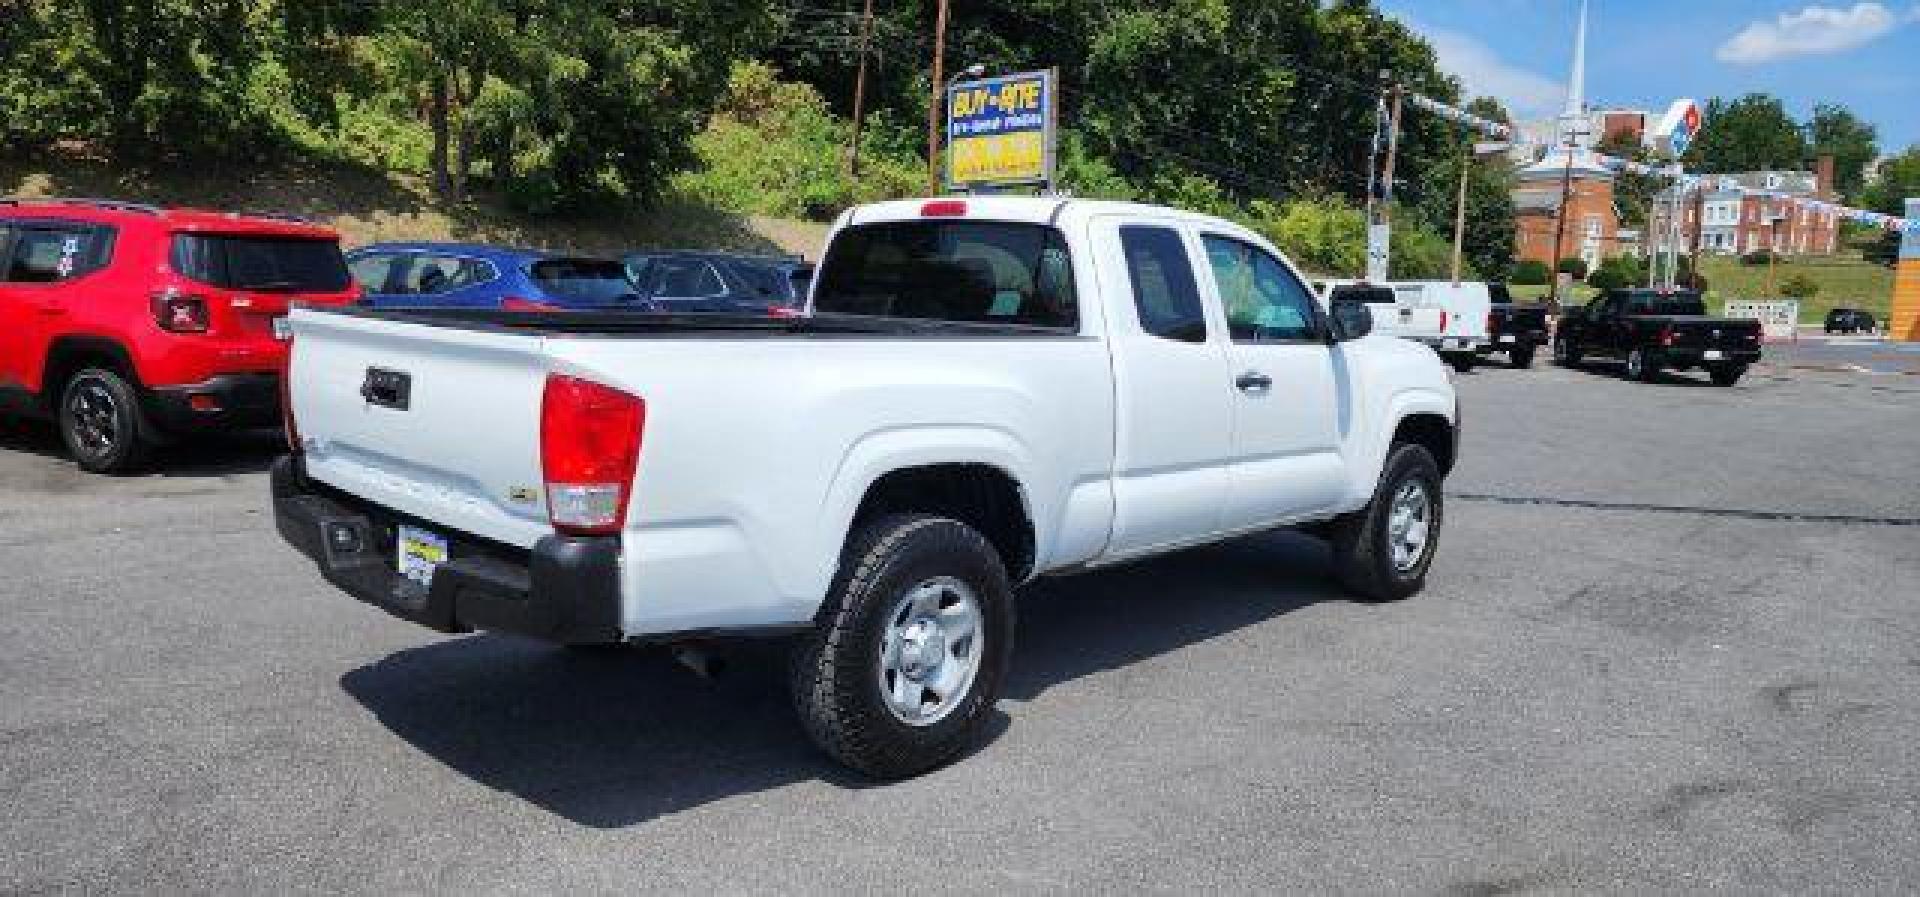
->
left=3, top=353, right=1918, bottom=892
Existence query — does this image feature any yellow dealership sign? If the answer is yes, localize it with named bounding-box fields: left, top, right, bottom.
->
left=945, top=69, right=1056, bottom=190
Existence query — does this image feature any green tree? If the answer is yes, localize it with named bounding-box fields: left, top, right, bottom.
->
left=1683, top=94, right=1808, bottom=173
left=1596, top=130, right=1664, bottom=229
left=1586, top=255, right=1644, bottom=291
left=1861, top=145, right=1920, bottom=216
left=1808, top=103, right=1878, bottom=202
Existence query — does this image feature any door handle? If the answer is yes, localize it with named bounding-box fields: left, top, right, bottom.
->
left=1235, top=371, right=1272, bottom=392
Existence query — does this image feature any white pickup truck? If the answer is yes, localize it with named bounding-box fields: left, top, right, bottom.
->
left=1319, top=279, right=1492, bottom=372
left=273, top=197, right=1459, bottom=778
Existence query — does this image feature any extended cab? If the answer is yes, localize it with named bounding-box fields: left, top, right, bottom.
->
left=1552, top=288, right=1763, bottom=385
left=0, top=198, right=358, bottom=471
left=272, top=198, right=1459, bottom=777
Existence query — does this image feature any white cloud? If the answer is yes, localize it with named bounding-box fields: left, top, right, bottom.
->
left=1715, top=3, right=1919, bottom=64
left=1407, top=20, right=1566, bottom=120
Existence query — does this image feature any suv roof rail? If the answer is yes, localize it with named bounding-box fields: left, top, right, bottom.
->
left=0, top=196, right=163, bottom=215
left=233, top=210, right=318, bottom=225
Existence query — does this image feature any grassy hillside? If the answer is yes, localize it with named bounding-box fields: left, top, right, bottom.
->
left=1, top=148, right=830, bottom=260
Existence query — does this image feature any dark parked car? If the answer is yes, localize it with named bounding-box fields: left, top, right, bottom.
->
left=1553, top=288, right=1763, bottom=386
left=1824, top=307, right=1876, bottom=334
left=1483, top=282, right=1550, bottom=369
left=348, top=243, right=658, bottom=311
left=623, top=251, right=813, bottom=315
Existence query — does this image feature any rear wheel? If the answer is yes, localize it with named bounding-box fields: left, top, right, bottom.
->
left=792, top=514, right=1013, bottom=779
left=1626, top=347, right=1660, bottom=382
left=1446, top=353, right=1474, bottom=374
left=58, top=368, right=151, bottom=474
left=1327, top=443, right=1443, bottom=603
left=1708, top=363, right=1746, bottom=387
left=1508, top=346, right=1536, bottom=369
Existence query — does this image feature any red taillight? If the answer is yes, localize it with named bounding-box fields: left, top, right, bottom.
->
left=1438, top=310, right=1449, bottom=333
left=1659, top=325, right=1675, bottom=347
left=921, top=199, right=967, bottom=217
left=151, top=289, right=210, bottom=333
left=540, top=374, right=645, bottom=535
left=767, top=305, right=804, bottom=319
left=1487, top=311, right=1496, bottom=333
left=502, top=297, right=563, bottom=312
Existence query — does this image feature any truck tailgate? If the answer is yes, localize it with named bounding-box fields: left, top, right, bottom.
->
left=287, top=308, right=555, bottom=548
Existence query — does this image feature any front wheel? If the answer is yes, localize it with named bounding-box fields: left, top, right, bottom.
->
left=791, top=514, right=1013, bottom=779
left=1326, top=443, right=1443, bottom=603
left=1708, top=363, right=1746, bottom=387
left=1508, top=346, right=1536, bottom=369
left=58, top=368, right=152, bottom=474
left=1626, top=347, right=1660, bottom=382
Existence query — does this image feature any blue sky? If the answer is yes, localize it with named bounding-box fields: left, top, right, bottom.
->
left=1374, top=1, right=1920, bottom=154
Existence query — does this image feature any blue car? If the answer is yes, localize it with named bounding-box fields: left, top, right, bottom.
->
left=346, top=242, right=657, bottom=311
left=623, top=250, right=813, bottom=315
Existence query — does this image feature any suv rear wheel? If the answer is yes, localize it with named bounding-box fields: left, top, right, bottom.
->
left=1625, top=347, right=1659, bottom=382
left=792, top=513, right=1013, bottom=779
left=58, top=368, right=151, bottom=474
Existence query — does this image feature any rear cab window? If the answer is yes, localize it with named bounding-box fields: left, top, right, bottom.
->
left=1117, top=225, right=1204, bottom=341
left=171, top=233, right=350, bottom=292
left=814, top=221, right=1078, bottom=329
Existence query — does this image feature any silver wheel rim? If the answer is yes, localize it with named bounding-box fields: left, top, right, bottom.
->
left=67, top=381, right=120, bottom=456
left=1386, top=479, right=1433, bottom=573
left=876, top=576, right=984, bottom=727
left=1628, top=350, right=1644, bottom=377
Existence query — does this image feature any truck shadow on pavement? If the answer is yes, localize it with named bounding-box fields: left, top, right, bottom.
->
left=338, top=531, right=1340, bottom=828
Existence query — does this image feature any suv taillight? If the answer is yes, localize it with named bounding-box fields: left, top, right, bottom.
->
left=151, top=289, right=210, bottom=333
left=1659, top=325, right=1676, bottom=347
left=540, top=374, right=645, bottom=535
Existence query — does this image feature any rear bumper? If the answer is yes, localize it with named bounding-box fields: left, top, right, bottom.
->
left=145, top=373, right=282, bottom=434
left=1486, top=331, right=1547, bottom=351
left=1653, top=347, right=1763, bottom=366
left=1414, top=337, right=1491, bottom=354
left=271, top=456, right=624, bottom=644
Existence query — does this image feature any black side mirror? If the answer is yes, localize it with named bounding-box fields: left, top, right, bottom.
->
left=1329, top=299, right=1373, bottom=342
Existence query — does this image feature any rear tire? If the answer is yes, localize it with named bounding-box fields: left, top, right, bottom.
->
left=1708, top=364, right=1745, bottom=387
left=1508, top=347, right=1536, bottom=369
left=1326, top=443, right=1443, bottom=603
left=1626, top=347, right=1660, bottom=382
left=58, top=368, right=151, bottom=474
left=1446, top=353, right=1474, bottom=374
left=1553, top=339, right=1582, bottom=367
left=791, top=514, right=1013, bottom=779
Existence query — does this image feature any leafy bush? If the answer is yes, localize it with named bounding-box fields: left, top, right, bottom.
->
left=1510, top=259, right=1551, bottom=285
left=1586, top=255, right=1645, bottom=291
left=1740, top=250, right=1778, bottom=266
left=1780, top=273, right=1820, bottom=298
left=1556, top=257, right=1589, bottom=279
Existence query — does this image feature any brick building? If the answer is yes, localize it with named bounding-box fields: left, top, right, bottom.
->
left=1646, top=159, right=1841, bottom=257
left=1512, top=148, right=1622, bottom=270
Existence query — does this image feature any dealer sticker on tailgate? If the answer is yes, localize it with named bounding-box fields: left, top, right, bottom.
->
left=397, top=524, right=448, bottom=588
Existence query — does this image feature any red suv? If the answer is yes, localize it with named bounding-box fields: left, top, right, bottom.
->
left=0, top=198, right=359, bottom=472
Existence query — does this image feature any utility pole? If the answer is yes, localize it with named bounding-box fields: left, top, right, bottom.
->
left=1365, top=72, right=1402, bottom=282
left=924, top=0, right=950, bottom=195
left=1545, top=138, right=1577, bottom=308
left=844, top=0, right=875, bottom=178
left=1687, top=182, right=1706, bottom=288
left=1450, top=144, right=1471, bottom=285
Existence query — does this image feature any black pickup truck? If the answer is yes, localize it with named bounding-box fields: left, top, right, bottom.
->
left=1552, top=289, right=1763, bottom=386
left=1483, top=283, right=1550, bottom=368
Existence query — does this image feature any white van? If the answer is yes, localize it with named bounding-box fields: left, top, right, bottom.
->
left=1318, top=279, right=1491, bottom=372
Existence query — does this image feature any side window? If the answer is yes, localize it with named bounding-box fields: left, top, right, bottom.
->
left=394, top=254, right=489, bottom=295
left=3, top=226, right=107, bottom=284
left=1201, top=235, right=1320, bottom=342
left=349, top=253, right=403, bottom=293
left=1118, top=225, right=1206, bottom=343
left=649, top=259, right=728, bottom=299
